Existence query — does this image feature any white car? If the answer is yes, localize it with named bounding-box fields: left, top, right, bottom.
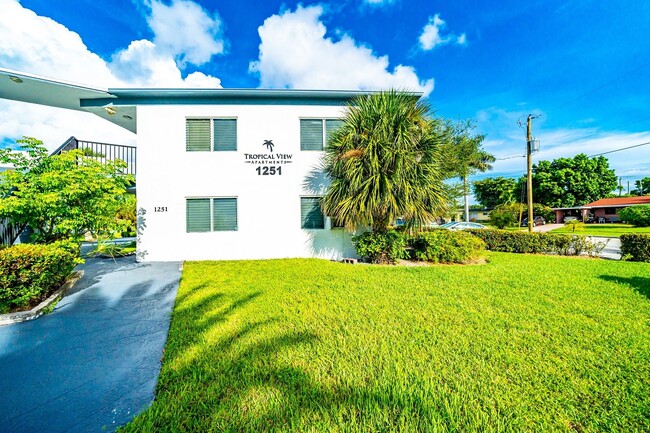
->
left=564, top=216, right=578, bottom=222
left=439, top=222, right=488, bottom=231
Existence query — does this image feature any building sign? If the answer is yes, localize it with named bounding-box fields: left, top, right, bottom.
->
left=244, top=140, right=293, bottom=176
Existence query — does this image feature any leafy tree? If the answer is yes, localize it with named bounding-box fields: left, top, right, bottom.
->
left=619, top=205, right=650, bottom=227
left=472, top=177, right=516, bottom=208
left=322, top=90, right=451, bottom=232
left=489, top=203, right=523, bottom=229
left=531, top=154, right=617, bottom=207
left=439, top=121, right=495, bottom=222
left=631, top=177, right=650, bottom=195
left=0, top=137, right=134, bottom=243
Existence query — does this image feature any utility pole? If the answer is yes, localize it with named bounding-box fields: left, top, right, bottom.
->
left=526, top=115, right=539, bottom=233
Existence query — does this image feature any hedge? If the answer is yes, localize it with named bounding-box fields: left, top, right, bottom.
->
left=409, top=230, right=485, bottom=263
left=0, top=241, right=81, bottom=313
left=465, top=229, right=605, bottom=257
left=620, top=234, right=650, bottom=262
left=352, top=231, right=408, bottom=264
left=352, top=229, right=486, bottom=264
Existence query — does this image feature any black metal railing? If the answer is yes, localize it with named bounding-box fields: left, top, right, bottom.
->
left=52, top=136, right=136, bottom=176
left=0, top=216, right=23, bottom=247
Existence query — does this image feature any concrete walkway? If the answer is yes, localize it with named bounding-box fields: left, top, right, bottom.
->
left=0, top=257, right=182, bottom=433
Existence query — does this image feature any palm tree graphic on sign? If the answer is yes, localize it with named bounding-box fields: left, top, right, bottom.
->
left=263, top=140, right=274, bottom=152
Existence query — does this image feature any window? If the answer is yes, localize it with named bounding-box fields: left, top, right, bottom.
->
left=300, top=118, right=344, bottom=150
left=301, top=197, right=325, bottom=229
left=604, top=207, right=617, bottom=215
left=186, top=197, right=238, bottom=232
left=186, top=118, right=237, bottom=151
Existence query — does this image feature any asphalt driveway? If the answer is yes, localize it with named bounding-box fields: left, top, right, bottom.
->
left=0, top=257, right=182, bottom=433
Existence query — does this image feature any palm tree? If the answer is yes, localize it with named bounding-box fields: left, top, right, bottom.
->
left=321, top=90, right=450, bottom=232
left=440, top=122, right=494, bottom=222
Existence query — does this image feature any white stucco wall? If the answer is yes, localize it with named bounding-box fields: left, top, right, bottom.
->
left=136, top=103, right=358, bottom=261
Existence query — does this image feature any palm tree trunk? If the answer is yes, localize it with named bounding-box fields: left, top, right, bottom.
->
left=464, top=176, right=470, bottom=222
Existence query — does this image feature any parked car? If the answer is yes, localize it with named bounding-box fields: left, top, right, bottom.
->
left=521, top=216, right=546, bottom=227
left=439, top=222, right=488, bottom=231
left=564, top=216, right=578, bottom=222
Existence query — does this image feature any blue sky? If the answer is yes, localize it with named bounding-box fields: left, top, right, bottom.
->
left=1, top=0, right=649, bottom=188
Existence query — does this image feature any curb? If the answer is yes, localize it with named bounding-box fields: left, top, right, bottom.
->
left=0, top=270, right=84, bottom=326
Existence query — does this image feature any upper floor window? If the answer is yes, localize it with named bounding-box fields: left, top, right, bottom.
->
left=186, top=118, right=237, bottom=152
left=300, top=119, right=344, bottom=151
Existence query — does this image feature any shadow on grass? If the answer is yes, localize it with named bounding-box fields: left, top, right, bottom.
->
left=124, top=287, right=442, bottom=432
left=600, top=275, right=650, bottom=300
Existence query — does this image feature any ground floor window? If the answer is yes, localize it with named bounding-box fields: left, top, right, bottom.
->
left=301, top=197, right=325, bottom=229
left=186, top=197, right=238, bottom=232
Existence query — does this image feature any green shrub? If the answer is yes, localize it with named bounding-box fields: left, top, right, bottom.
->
left=409, top=230, right=485, bottom=263
left=466, top=229, right=605, bottom=257
left=0, top=241, right=82, bottom=313
left=619, top=205, right=650, bottom=227
left=620, top=234, right=650, bottom=262
left=489, top=203, right=522, bottom=229
left=352, top=230, right=407, bottom=264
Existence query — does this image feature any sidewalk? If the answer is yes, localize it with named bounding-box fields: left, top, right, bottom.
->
left=0, top=257, right=181, bottom=433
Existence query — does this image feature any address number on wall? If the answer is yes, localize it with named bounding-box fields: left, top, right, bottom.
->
left=256, top=166, right=282, bottom=176
left=154, top=206, right=168, bottom=212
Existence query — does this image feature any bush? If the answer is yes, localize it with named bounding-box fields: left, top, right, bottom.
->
left=466, top=229, right=605, bottom=257
left=620, top=234, right=650, bottom=262
left=619, top=205, right=650, bottom=227
left=408, top=230, right=485, bottom=263
left=0, top=241, right=82, bottom=313
left=489, top=203, right=522, bottom=229
left=352, top=230, right=407, bottom=264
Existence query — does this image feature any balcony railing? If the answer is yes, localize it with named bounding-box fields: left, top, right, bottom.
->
left=52, top=137, right=136, bottom=176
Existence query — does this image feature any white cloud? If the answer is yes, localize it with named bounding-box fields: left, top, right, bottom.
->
left=0, top=0, right=224, bottom=151
left=419, top=14, right=466, bottom=50
left=363, top=0, right=396, bottom=6
left=146, top=0, right=225, bottom=67
left=249, top=5, right=433, bottom=96
left=474, top=107, right=650, bottom=182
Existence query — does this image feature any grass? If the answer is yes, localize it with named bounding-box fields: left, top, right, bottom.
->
left=121, top=254, right=650, bottom=433
left=551, top=223, right=650, bottom=237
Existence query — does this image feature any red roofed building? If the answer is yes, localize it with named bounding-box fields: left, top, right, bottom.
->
left=553, top=196, right=650, bottom=223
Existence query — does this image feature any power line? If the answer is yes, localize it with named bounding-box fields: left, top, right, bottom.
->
left=496, top=154, right=525, bottom=161
left=552, top=114, right=650, bottom=147
left=548, top=61, right=650, bottom=113
left=588, top=140, right=650, bottom=158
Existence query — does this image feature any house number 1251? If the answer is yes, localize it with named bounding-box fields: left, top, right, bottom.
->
left=256, top=166, right=282, bottom=175
left=154, top=206, right=168, bottom=212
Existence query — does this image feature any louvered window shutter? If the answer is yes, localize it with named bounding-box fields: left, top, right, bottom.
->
left=325, top=119, right=344, bottom=146
left=300, top=119, right=324, bottom=151
left=186, top=198, right=211, bottom=232
left=213, top=198, right=238, bottom=231
left=301, top=197, right=324, bottom=229
left=213, top=119, right=237, bottom=151
left=186, top=119, right=211, bottom=151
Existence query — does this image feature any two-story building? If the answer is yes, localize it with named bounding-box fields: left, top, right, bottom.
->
left=0, top=68, right=393, bottom=261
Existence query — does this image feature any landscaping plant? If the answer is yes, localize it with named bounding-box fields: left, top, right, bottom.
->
left=0, top=137, right=134, bottom=243
left=620, top=234, right=650, bottom=262
left=351, top=230, right=407, bottom=264
left=619, top=205, right=650, bottom=227
left=0, top=241, right=81, bottom=313
left=408, top=229, right=485, bottom=263
left=321, top=90, right=451, bottom=232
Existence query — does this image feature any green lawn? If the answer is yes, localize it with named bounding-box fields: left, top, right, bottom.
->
left=551, top=223, right=650, bottom=237
left=121, top=254, right=650, bottom=433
